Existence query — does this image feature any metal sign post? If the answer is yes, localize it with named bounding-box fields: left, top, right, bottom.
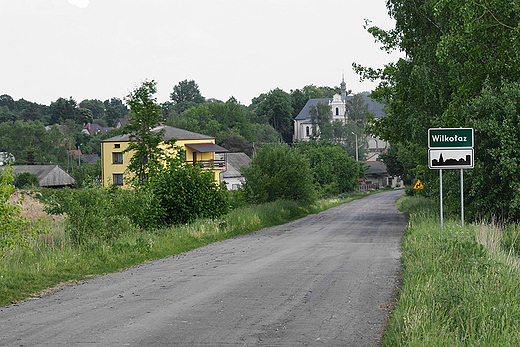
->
left=461, top=168, right=464, bottom=227
left=440, top=169, right=443, bottom=228
left=428, top=128, right=474, bottom=227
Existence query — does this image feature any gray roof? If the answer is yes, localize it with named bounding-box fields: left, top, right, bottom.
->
left=9, top=165, right=75, bottom=187
left=294, top=98, right=331, bottom=120
left=364, top=161, right=388, bottom=176
left=294, top=94, right=386, bottom=121
left=222, top=153, right=251, bottom=179
left=77, top=154, right=99, bottom=164
left=102, top=125, right=214, bottom=142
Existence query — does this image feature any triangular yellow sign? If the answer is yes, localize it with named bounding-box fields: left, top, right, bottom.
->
left=413, top=179, right=424, bottom=190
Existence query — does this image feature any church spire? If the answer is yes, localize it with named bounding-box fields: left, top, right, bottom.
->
left=341, top=72, right=347, bottom=101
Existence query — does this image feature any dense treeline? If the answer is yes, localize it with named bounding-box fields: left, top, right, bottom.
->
left=356, top=0, right=520, bottom=222
left=0, top=80, right=356, bottom=170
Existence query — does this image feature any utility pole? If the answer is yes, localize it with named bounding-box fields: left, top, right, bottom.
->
left=351, top=132, right=358, bottom=161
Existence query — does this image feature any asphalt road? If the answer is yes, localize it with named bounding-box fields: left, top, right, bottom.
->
left=1, top=190, right=406, bottom=347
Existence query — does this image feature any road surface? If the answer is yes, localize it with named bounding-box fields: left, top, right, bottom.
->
left=1, top=190, right=406, bottom=346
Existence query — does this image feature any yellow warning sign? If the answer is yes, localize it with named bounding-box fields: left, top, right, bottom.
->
left=413, top=179, right=424, bottom=190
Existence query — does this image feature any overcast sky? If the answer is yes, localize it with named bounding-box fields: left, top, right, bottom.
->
left=1, top=0, right=401, bottom=106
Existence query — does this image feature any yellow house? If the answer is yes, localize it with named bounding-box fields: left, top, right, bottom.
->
left=101, top=125, right=228, bottom=187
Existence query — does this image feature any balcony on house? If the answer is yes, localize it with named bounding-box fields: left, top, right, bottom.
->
left=185, top=144, right=227, bottom=170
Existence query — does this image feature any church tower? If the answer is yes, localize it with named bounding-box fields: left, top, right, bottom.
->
left=341, top=73, right=347, bottom=102
left=330, top=74, right=348, bottom=121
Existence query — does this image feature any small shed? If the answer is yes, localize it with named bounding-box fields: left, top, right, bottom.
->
left=11, top=165, right=75, bottom=188
left=221, top=153, right=251, bottom=190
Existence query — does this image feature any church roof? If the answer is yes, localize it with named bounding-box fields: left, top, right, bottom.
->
left=294, top=98, right=332, bottom=120
left=294, top=94, right=386, bottom=121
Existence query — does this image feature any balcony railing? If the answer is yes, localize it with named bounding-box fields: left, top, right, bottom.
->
left=187, top=159, right=226, bottom=169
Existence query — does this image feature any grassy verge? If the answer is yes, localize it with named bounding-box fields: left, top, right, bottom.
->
left=0, top=190, right=376, bottom=307
left=382, top=196, right=520, bottom=346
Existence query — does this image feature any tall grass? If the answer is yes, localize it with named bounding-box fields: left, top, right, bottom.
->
left=0, top=191, right=373, bottom=306
left=382, top=196, right=520, bottom=346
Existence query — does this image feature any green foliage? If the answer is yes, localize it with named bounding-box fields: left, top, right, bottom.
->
left=169, top=79, right=205, bottom=114
left=79, top=99, right=105, bottom=120
left=147, top=149, right=229, bottom=225
left=43, top=186, right=153, bottom=245
left=123, top=80, right=170, bottom=185
left=71, top=161, right=101, bottom=188
left=49, top=97, right=78, bottom=125
left=295, top=141, right=359, bottom=196
left=463, top=80, right=520, bottom=221
left=255, top=89, right=294, bottom=143
left=170, top=79, right=205, bottom=104
left=0, top=121, right=68, bottom=165
left=241, top=143, right=316, bottom=204
left=103, top=97, right=129, bottom=127
left=309, top=102, right=332, bottom=141
left=356, top=0, right=520, bottom=222
left=14, top=172, right=39, bottom=188
left=0, top=167, right=43, bottom=254
left=379, top=144, right=417, bottom=185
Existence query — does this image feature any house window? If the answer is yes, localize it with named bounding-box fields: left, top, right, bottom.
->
left=113, top=152, right=123, bottom=164
left=114, top=144, right=120, bottom=148
left=113, top=173, right=123, bottom=185
left=306, top=126, right=310, bottom=136
left=336, top=107, right=339, bottom=115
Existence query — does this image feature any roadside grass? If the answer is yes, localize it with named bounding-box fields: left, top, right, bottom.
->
left=381, top=196, right=520, bottom=346
left=0, top=190, right=376, bottom=307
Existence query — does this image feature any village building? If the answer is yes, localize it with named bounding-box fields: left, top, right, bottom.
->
left=101, top=125, right=228, bottom=187
left=220, top=152, right=251, bottom=190
left=9, top=165, right=75, bottom=188
left=293, top=77, right=402, bottom=188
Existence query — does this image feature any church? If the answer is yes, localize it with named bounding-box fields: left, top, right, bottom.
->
left=292, top=77, right=403, bottom=189
left=293, top=77, right=389, bottom=162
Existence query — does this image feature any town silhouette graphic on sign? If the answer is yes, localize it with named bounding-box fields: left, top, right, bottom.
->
left=431, top=153, right=472, bottom=167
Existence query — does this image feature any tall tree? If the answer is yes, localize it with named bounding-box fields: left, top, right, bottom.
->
left=0, top=95, right=15, bottom=111
left=309, top=101, right=332, bottom=141
left=79, top=99, right=105, bottom=120
left=355, top=0, right=520, bottom=221
left=123, top=80, right=169, bottom=185
left=49, top=97, right=77, bottom=125
left=256, top=88, right=293, bottom=143
left=104, top=98, right=129, bottom=127
left=170, top=79, right=205, bottom=105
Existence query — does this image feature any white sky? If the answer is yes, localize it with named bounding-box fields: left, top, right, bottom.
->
left=1, top=0, right=401, bottom=106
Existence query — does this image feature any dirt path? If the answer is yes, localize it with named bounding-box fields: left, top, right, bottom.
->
left=0, top=190, right=406, bottom=346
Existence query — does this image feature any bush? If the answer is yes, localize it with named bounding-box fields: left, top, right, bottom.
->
left=240, top=143, right=316, bottom=204
left=43, top=186, right=149, bottom=245
left=14, top=172, right=39, bottom=188
left=0, top=167, right=43, bottom=254
left=146, top=151, right=230, bottom=225
left=294, top=141, right=359, bottom=196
